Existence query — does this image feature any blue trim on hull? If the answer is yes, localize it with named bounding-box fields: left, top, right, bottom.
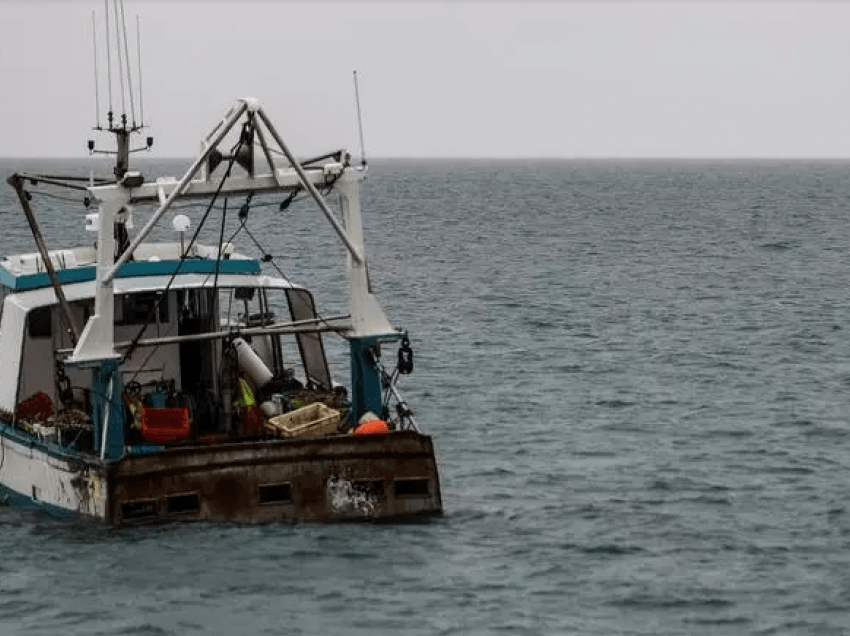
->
left=0, top=419, right=99, bottom=465
left=0, top=421, right=99, bottom=520
left=0, top=481, right=79, bottom=519
left=0, top=257, right=261, bottom=291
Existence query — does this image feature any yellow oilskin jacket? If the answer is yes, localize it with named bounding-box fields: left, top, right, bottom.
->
left=234, top=377, right=256, bottom=409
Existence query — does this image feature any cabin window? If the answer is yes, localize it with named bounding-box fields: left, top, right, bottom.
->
left=116, top=292, right=169, bottom=326
left=28, top=307, right=52, bottom=338
left=235, top=287, right=255, bottom=301
left=286, top=288, right=332, bottom=390
left=258, top=483, right=293, bottom=504
left=178, top=288, right=216, bottom=323
left=394, top=479, right=431, bottom=498
left=165, top=493, right=200, bottom=515
left=121, top=500, right=158, bottom=521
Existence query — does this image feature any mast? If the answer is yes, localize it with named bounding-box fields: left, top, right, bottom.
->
left=89, top=2, right=151, bottom=180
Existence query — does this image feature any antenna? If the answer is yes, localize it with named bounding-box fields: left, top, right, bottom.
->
left=87, top=2, right=153, bottom=179
left=136, top=15, right=145, bottom=127
left=104, top=0, right=113, bottom=126
left=353, top=70, right=367, bottom=168
left=91, top=11, right=101, bottom=130
left=113, top=0, right=126, bottom=126
left=120, top=0, right=136, bottom=127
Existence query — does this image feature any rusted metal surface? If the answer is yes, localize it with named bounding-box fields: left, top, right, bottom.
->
left=105, top=431, right=442, bottom=525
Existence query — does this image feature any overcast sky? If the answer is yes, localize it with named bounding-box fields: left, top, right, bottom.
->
left=1, top=1, right=850, bottom=158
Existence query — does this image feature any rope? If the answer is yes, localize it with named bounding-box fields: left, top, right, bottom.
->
left=169, top=194, right=305, bottom=212
left=212, top=198, right=228, bottom=295
left=223, top=182, right=352, bottom=336
left=26, top=190, right=89, bottom=205
left=239, top=220, right=292, bottom=283
left=125, top=314, right=179, bottom=386
left=120, top=124, right=250, bottom=364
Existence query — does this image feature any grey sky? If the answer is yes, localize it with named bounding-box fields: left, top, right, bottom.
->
left=1, top=1, right=849, bottom=158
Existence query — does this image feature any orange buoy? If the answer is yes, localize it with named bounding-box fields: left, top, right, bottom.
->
left=354, top=419, right=389, bottom=435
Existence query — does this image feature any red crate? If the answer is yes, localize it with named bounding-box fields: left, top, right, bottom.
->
left=141, top=407, right=190, bottom=443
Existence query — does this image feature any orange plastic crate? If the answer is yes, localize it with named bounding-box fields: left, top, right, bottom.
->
left=141, top=407, right=190, bottom=443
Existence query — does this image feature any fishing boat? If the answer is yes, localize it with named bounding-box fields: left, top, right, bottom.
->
left=0, top=97, right=442, bottom=524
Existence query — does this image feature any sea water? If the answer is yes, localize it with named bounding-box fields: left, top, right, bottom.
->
left=0, top=157, right=849, bottom=635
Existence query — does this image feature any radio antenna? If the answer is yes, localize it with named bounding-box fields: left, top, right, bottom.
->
left=113, top=0, right=126, bottom=126
left=136, top=15, right=145, bottom=127
left=87, top=2, right=153, bottom=179
left=104, top=0, right=113, bottom=126
left=91, top=11, right=101, bottom=129
left=353, top=70, right=367, bottom=168
left=120, top=0, right=136, bottom=128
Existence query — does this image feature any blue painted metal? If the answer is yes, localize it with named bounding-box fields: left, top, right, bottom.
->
left=147, top=389, right=167, bottom=408
left=91, top=360, right=125, bottom=459
left=0, top=419, right=92, bottom=463
left=125, top=444, right=166, bottom=455
left=0, top=482, right=78, bottom=519
left=0, top=257, right=261, bottom=292
left=118, top=259, right=260, bottom=279
left=0, top=423, right=90, bottom=519
left=348, top=336, right=387, bottom=424
left=0, top=265, right=94, bottom=291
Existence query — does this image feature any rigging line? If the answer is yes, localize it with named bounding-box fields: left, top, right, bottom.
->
left=226, top=288, right=235, bottom=332
left=136, top=15, right=144, bottom=126
left=223, top=221, right=350, bottom=328
left=216, top=293, right=234, bottom=384
left=353, top=70, right=367, bottom=167
left=113, top=0, right=126, bottom=123
left=92, top=11, right=101, bottom=129
left=27, top=190, right=89, bottom=204
left=121, top=135, right=248, bottom=364
left=127, top=316, right=179, bottom=387
left=119, top=0, right=136, bottom=127
left=224, top=217, right=244, bottom=246
left=24, top=179, right=94, bottom=192
left=104, top=0, right=113, bottom=118
left=238, top=221, right=292, bottom=284
left=321, top=171, right=342, bottom=196
left=168, top=197, right=302, bottom=212
left=212, top=198, right=228, bottom=295
left=222, top=213, right=290, bottom=285
left=16, top=172, right=114, bottom=184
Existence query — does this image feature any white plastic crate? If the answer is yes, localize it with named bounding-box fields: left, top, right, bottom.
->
left=265, top=403, right=340, bottom=438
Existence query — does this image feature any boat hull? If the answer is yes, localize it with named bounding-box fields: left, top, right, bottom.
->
left=0, top=426, right=442, bottom=525
left=0, top=425, right=108, bottom=517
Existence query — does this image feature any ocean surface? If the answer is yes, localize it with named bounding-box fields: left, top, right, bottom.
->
left=0, top=157, right=849, bottom=635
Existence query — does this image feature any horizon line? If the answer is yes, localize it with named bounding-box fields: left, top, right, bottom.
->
left=5, top=155, right=850, bottom=161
